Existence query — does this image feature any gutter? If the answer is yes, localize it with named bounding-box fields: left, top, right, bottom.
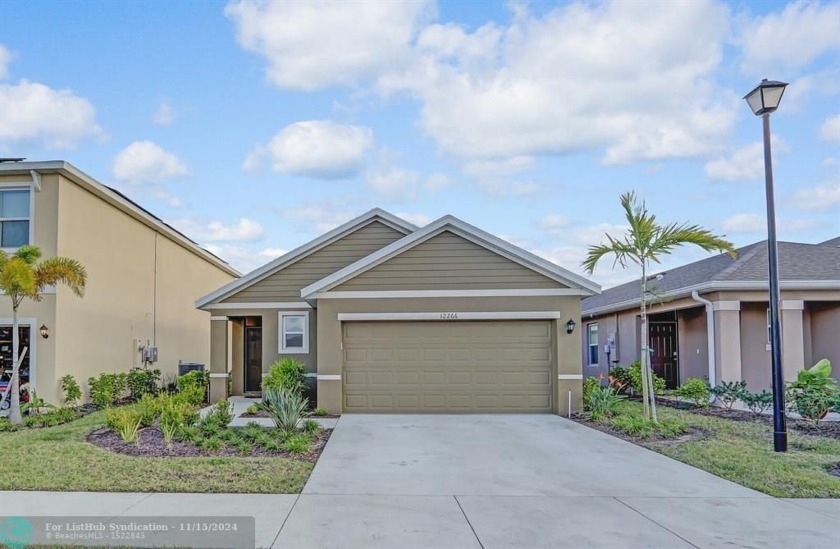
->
left=691, top=291, right=716, bottom=389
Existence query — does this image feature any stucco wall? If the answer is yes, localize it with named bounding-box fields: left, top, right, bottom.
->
left=678, top=307, right=709, bottom=382
left=53, top=174, right=235, bottom=402
left=739, top=303, right=772, bottom=391
left=809, top=302, right=840, bottom=381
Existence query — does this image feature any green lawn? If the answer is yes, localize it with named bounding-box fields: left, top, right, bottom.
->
left=613, top=401, right=840, bottom=498
left=0, top=412, right=313, bottom=493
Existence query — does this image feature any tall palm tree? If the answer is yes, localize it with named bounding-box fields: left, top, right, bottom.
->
left=0, top=246, right=86, bottom=424
left=582, top=192, right=735, bottom=422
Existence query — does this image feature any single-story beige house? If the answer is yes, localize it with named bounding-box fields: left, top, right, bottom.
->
left=0, top=160, right=239, bottom=403
left=197, top=209, right=601, bottom=415
left=581, top=238, right=840, bottom=390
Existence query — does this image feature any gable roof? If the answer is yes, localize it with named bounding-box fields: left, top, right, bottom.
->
left=300, top=214, right=602, bottom=298
left=0, top=160, right=239, bottom=277
left=582, top=239, right=840, bottom=316
left=196, top=208, right=417, bottom=308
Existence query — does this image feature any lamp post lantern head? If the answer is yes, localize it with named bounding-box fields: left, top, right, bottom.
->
left=744, top=79, right=788, bottom=116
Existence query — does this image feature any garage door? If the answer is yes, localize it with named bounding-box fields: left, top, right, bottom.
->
left=343, top=320, right=553, bottom=413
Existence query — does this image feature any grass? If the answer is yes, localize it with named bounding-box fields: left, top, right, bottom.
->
left=0, top=411, right=314, bottom=493
left=610, top=401, right=840, bottom=498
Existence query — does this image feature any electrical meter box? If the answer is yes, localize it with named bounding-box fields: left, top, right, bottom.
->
left=143, top=346, right=158, bottom=363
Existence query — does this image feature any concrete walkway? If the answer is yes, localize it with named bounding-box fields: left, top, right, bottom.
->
left=1, top=415, right=839, bottom=548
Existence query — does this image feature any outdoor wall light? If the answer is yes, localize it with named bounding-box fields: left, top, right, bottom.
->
left=40, top=324, right=49, bottom=339
left=566, top=319, right=576, bottom=334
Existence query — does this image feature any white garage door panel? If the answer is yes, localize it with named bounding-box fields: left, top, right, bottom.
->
left=343, top=320, right=553, bottom=413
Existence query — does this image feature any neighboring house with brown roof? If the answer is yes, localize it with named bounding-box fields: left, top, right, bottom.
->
left=197, top=209, right=601, bottom=415
left=581, top=238, right=840, bottom=391
left=0, top=160, right=239, bottom=404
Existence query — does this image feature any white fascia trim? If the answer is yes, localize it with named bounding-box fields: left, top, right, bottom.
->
left=312, top=289, right=590, bottom=299
left=301, top=215, right=601, bottom=298
left=337, top=311, right=563, bottom=321
left=204, top=302, right=313, bottom=310
left=209, top=316, right=228, bottom=321
left=208, top=373, right=228, bottom=378
left=317, top=374, right=342, bottom=381
left=558, top=374, right=583, bottom=380
left=196, top=209, right=417, bottom=309
left=582, top=279, right=840, bottom=317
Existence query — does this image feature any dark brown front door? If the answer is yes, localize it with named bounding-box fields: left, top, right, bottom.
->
left=649, top=321, right=679, bottom=389
left=245, top=326, right=262, bottom=393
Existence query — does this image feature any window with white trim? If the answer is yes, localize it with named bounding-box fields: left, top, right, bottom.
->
left=279, top=311, right=309, bottom=354
left=587, top=323, right=599, bottom=365
left=0, top=189, right=31, bottom=248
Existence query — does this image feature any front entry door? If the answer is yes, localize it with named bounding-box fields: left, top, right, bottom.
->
left=245, top=326, right=262, bottom=393
left=649, top=322, right=679, bottom=389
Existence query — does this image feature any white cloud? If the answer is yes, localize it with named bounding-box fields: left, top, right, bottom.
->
left=539, top=214, right=570, bottom=236
left=0, top=80, right=103, bottom=150
left=792, top=178, right=840, bottom=212
left=153, top=100, right=175, bottom=126
left=170, top=217, right=264, bottom=242
left=569, top=223, right=631, bottom=246
left=739, top=0, right=840, bottom=75
left=205, top=244, right=288, bottom=274
left=365, top=166, right=419, bottom=200
left=0, top=44, right=11, bottom=80
left=396, top=212, right=432, bottom=227
left=283, top=205, right=356, bottom=234
left=704, top=137, right=789, bottom=182
left=225, top=0, right=435, bottom=90
left=112, top=141, right=190, bottom=184
left=722, top=213, right=822, bottom=234
left=247, top=121, right=373, bottom=178
left=823, top=157, right=838, bottom=166
left=819, top=114, right=840, bottom=141
left=380, top=0, right=734, bottom=165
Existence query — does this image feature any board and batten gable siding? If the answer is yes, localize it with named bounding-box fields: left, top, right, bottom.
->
left=220, top=221, right=406, bottom=303
left=334, top=230, right=568, bottom=291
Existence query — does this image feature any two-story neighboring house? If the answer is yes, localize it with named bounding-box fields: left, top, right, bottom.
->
left=0, top=160, right=239, bottom=403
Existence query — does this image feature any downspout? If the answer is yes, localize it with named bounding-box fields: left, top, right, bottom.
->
left=691, top=291, right=716, bottom=389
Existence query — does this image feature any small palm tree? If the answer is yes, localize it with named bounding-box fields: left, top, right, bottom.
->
left=0, top=246, right=86, bottom=424
left=582, top=192, right=735, bottom=423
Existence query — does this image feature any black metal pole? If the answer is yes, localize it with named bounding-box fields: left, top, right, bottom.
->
left=762, top=112, right=787, bottom=452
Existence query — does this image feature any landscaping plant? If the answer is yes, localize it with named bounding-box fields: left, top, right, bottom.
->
left=582, top=191, right=735, bottom=423
left=313, top=406, right=328, bottom=417
left=59, top=375, right=82, bottom=407
left=741, top=389, right=773, bottom=417
left=281, top=433, right=311, bottom=454
left=583, top=384, right=625, bottom=421
left=674, top=378, right=711, bottom=408
left=711, top=380, right=747, bottom=410
left=21, top=391, right=55, bottom=416
left=88, top=373, right=128, bottom=407
left=262, top=386, right=309, bottom=433
left=0, top=245, right=87, bottom=424
left=786, top=359, right=839, bottom=426
left=627, top=361, right=666, bottom=396
left=263, top=358, right=306, bottom=394
left=127, top=368, right=161, bottom=400
left=302, top=418, right=321, bottom=434
left=105, top=407, right=143, bottom=443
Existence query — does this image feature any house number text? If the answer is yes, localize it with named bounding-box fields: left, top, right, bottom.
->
left=439, top=313, right=459, bottom=320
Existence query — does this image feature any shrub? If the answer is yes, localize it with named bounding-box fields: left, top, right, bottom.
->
left=246, top=403, right=260, bottom=415
left=21, top=391, right=55, bottom=416
left=282, top=433, right=311, bottom=454
left=627, top=361, right=666, bottom=396
left=159, top=405, right=181, bottom=445
left=127, top=368, right=161, bottom=400
left=583, top=376, right=601, bottom=400
left=710, top=381, right=747, bottom=410
left=313, top=406, right=328, bottom=417
left=674, top=378, right=711, bottom=408
left=200, top=436, right=224, bottom=452
left=88, top=373, right=129, bottom=407
left=786, top=359, right=839, bottom=425
left=263, top=358, right=306, bottom=394
left=0, top=418, right=18, bottom=432
left=159, top=373, right=179, bottom=394
left=105, top=407, right=143, bottom=442
left=203, top=400, right=233, bottom=429
left=59, top=375, right=82, bottom=406
left=134, top=394, right=160, bottom=427
left=177, top=370, right=210, bottom=400
left=262, top=386, right=308, bottom=433
left=175, top=424, right=200, bottom=444
left=583, top=385, right=625, bottom=421
left=741, top=390, right=773, bottom=416
left=302, top=418, right=321, bottom=434
left=610, top=366, right=633, bottom=393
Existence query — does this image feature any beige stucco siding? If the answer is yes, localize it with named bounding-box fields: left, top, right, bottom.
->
left=54, top=175, right=234, bottom=402
left=222, top=221, right=405, bottom=303
left=315, top=295, right=582, bottom=415
left=335, top=231, right=567, bottom=291
left=677, top=307, right=709, bottom=382
left=809, top=302, right=840, bottom=381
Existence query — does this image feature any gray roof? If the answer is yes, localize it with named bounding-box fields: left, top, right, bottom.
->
left=582, top=238, right=840, bottom=314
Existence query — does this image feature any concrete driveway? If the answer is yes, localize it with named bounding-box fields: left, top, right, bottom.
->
left=277, top=414, right=840, bottom=549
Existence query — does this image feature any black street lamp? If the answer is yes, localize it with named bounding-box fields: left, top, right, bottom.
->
left=744, top=78, right=788, bottom=452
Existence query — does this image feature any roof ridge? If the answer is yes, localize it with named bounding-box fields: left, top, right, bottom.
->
left=717, top=243, right=762, bottom=281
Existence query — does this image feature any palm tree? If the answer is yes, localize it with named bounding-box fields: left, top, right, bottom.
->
left=582, top=192, right=735, bottom=423
left=0, top=246, right=86, bottom=424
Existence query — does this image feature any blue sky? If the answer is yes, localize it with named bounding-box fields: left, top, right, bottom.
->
left=1, top=0, right=838, bottom=287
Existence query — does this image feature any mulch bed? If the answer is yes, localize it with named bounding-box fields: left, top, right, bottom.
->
left=571, top=413, right=709, bottom=446
left=86, top=426, right=331, bottom=462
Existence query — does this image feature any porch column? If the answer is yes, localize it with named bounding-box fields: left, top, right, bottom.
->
left=714, top=301, right=742, bottom=383
left=781, top=300, right=805, bottom=381
left=557, top=318, right=582, bottom=415
left=209, top=317, right=229, bottom=403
